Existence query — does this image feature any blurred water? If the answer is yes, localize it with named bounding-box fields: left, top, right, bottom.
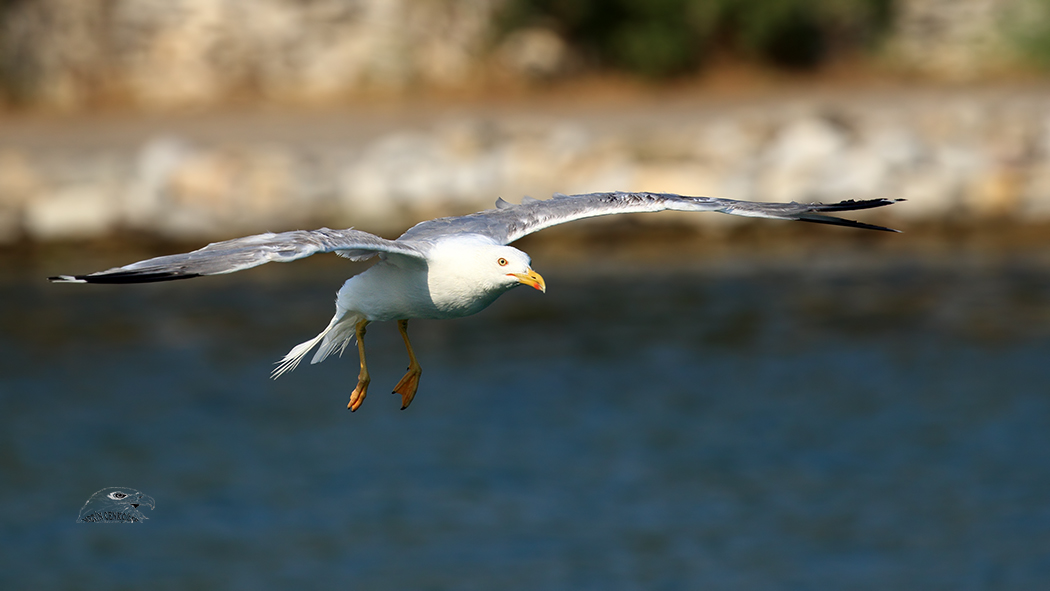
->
left=2, top=250, right=1050, bottom=590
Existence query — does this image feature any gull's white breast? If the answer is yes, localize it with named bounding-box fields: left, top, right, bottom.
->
left=336, top=236, right=515, bottom=322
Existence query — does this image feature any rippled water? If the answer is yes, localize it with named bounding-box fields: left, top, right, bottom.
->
left=3, top=249, right=1050, bottom=590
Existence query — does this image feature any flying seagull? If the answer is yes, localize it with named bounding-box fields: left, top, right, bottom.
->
left=50, top=191, right=901, bottom=411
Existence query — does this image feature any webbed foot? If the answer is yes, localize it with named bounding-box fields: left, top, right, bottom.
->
left=392, top=367, right=421, bottom=410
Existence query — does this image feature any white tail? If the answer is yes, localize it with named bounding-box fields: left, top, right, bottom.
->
left=310, top=315, right=362, bottom=364
left=271, top=313, right=362, bottom=379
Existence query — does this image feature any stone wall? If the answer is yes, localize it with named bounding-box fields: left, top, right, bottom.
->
left=887, top=0, right=1042, bottom=77
left=2, top=88, right=1048, bottom=243
left=2, top=0, right=1046, bottom=110
left=0, top=0, right=501, bottom=109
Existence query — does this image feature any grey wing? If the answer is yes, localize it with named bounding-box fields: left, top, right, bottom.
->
left=398, top=192, right=902, bottom=245
left=49, top=228, right=426, bottom=284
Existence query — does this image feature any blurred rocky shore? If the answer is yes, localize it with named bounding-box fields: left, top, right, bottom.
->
left=1, top=85, right=1049, bottom=244
left=1, top=0, right=1048, bottom=245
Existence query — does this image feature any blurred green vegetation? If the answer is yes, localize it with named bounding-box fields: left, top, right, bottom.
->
left=1005, top=0, right=1050, bottom=69
left=498, top=0, right=893, bottom=75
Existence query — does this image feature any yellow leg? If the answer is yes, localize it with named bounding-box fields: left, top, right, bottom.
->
left=348, top=319, right=371, bottom=412
left=392, top=319, right=422, bottom=410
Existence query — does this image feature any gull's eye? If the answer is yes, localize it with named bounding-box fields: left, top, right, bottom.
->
left=108, top=492, right=128, bottom=500
left=497, top=258, right=508, bottom=267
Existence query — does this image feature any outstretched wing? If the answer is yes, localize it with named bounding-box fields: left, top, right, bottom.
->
left=50, top=228, right=426, bottom=284
left=398, top=192, right=902, bottom=245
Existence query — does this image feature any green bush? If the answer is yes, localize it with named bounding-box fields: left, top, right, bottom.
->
left=1004, top=0, right=1050, bottom=69
left=498, top=0, right=893, bottom=75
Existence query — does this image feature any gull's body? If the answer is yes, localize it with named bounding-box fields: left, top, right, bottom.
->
left=273, top=235, right=542, bottom=409
left=50, top=191, right=901, bottom=411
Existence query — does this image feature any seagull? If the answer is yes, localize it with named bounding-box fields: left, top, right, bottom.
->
left=50, top=191, right=901, bottom=411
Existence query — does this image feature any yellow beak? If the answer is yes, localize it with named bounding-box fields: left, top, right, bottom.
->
left=510, top=269, right=546, bottom=293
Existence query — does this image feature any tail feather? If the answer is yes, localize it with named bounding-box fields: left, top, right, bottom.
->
left=310, top=316, right=361, bottom=365
left=271, top=313, right=361, bottom=379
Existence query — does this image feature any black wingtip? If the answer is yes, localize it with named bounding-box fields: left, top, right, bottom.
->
left=796, top=213, right=901, bottom=233
left=48, top=272, right=201, bottom=284
left=800, top=197, right=903, bottom=232
left=817, top=197, right=905, bottom=212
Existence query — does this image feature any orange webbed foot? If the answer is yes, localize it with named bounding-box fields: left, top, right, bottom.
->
left=392, top=367, right=421, bottom=410
left=348, top=376, right=369, bottom=412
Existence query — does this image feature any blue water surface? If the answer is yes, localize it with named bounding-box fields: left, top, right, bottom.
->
left=2, top=250, right=1050, bottom=590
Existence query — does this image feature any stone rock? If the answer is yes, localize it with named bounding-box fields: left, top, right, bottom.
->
left=887, top=0, right=1025, bottom=78
left=160, top=145, right=304, bottom=237
left=123, top=136, right=195, bottom=230
left=1, top=0, right=501, bottom=108
left=4, top=90, right=1050, bottom=240
left=24, top=184, right=120, bottom=240
left=496, top=27, right=571, bottom=79
left=757, top=117, right=849, bottom=202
